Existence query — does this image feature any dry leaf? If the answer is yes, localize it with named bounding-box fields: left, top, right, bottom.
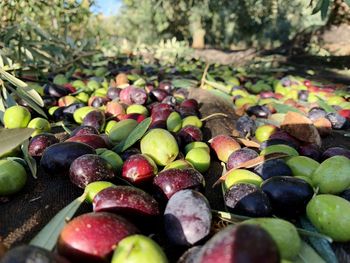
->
left=281, top=111, right=321, bottom=146
left=234, top=137, right=260, bottom=148
left=213, top=152, right=289, bottom=187
left=313, top=117, right=332, bottom=137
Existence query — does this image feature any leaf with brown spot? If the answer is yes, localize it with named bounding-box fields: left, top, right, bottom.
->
left=212, top=152, right=289, bottom=187
left=281, top=111, right=321, bottom=146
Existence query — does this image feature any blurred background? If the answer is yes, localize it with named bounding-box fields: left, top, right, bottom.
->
left=0, top=0, right=349, bottom=72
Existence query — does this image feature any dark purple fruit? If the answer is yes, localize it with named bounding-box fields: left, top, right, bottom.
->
left=66, top=134, right=108, bottom=149
left=43, top=95, right=57, bottom=107
left=62, top=103, right=85, bottom=121
left=149, top=120, right=167, bottom=129
left=340, top=189, right=350, bottom=202
left=164, top=190, right=212, bottom=246
left=52, top=106, right=65, bottom=121
left=153, top=168, right=205, bottom=200
left=180, top=99, right=199, bottom=111
left=122, top=154, right=157, bottom=184
left=177, top=125, right=203, bottom=144
left=322, top=147, right=350, bottom=160
left=28, top=133, right=59, bottom=157
left=178, top=106, right=198, bottom=118
left=178, top=246, right=202, bottom=263
left=150, top=89, right=169, bottom=102
left=91, top=97, right=110, bottom=108
left=224, top=183, right=272, bottom=217
left=307, top=107, right=327, bottom=121
left=236, top=115, right=256, bottom=138
left=149, top=103, right=172, bottom=114
left=1, top=245, right=69, bottom=263
left=107, top=87, right=122, bottom=100
left=246, top=105, right=271, bottom=118
left=151, top=107, right=173, bottom=123
left=162, top=96, right=177, bottom=107
left=261, top=176, right=314, bottom=218
left=130, top=88, right=148, bottom=105
left=41, top=142, right=95, bottom=175
left=226, top=147, right=258, bottom=170
left=82, top=110, right=106, bottom=132
left=299, top=143, right=321, bottom=161
left=69, top=154, right=115, bottom=188
left=70, top=125, right=99, bottom=137
left=326, top=112, right=349, bottom=129
left=298, top=90, right=309, bottom=101
left=57, top=212, right=138, bottom=263
left=93, top=186, right=160, bottom=217
left=195, top=224, right=280, bottom=263
left=254, top=159, right=292, bottom=180
left=44, top=83, right=69, bottom=98
left=158, top=81, right=174, bottom=93
left=120, top=148, right=141, bottom=161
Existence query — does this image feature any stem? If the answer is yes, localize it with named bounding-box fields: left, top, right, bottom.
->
left=200, top=113, right=228, bottom=122
left=297, top=228, right=333, bottom=243
left=200, top=63, right=210, bottom=89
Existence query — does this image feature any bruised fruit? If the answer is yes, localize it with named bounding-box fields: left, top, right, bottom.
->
left=69, top=154, right=115, bottom=188
left=285, top=156, right=319, bottom=178
left=209, top=135, right=241, bottom=162
left=28, top=133, right=59, bottom=157
left=67, top=134, right=108, bottom=149
left=122, top=154, right=158, bottom=184
left=307, top=194, right=350, bottom=242
left=261, top=176, right=313, bottom=218
left=227, top=147, right=258, bottom=170
left=111, top=235, right=168, bottom=263
left=109, top=119, right=138, bottom=144
left=140, top=128, right=179, bottom=166
left=243, top=218, right=301, bottom=260
left=311, top=156, right=350, bottom=194
left=0, top=159, right=27, bottom=196
left=85, top=181, right=116, bottom=203
left=57, top=212, right=138, bottom=262
left=254, top=159, right=292, bottom=180
left=41, top=142, right=95, bottom=175
left=185, top=148, right=210, bottom=173
left=153, top=168, right=205, bottom=200
left=224, top=183, right=272, bottom=217
left=4, top=105, right=31, bottom=128
left=93, top=186, right=160, bottom=217
left=195, top=224, right=280, bottom=263
left=1, top=245, right=69, bottom=263
left=164, top=190, right=212, bottom=246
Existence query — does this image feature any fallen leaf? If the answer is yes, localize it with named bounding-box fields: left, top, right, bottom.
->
left=234, top=137, right=260, bottom=148
left=281, top=111, right=321, bottom=147
left=313, top=117, right=332, bottom=137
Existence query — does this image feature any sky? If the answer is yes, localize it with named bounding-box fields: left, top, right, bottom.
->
left=91, top=0, right=123, bottom=16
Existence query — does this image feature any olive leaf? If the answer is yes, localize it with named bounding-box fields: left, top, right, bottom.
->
left=272, top=103, right=303, bottom=114
left=21, top=139, right=37, bottom=179
left=30, top=193, right=87, bottom=250
left=171, top=78, right=198, bottom=89
left=113, top=117, right=152, bottom=153
left=0, top=128, right=34, bottom=156
left=316, top=97, right=336, bottom=113
left=211, top=209, right=251, bottom=224
left=295, top=241, right=326, bottom=263
left=207, top=89, right=233, bottom=105
left=300, top=216, right=338, bottom=263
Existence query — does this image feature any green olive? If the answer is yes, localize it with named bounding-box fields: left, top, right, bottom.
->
left=4, top=105, right=31, bottom=129
left=0, top=159, right=27, bottom=196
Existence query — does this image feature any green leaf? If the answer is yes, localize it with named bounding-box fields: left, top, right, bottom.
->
left=113, top=117, right=152, bottom=153
left=30, top=194, right=86, bottom=250
left=0, top=128, right=34, bottom=156
left=0, top=67, right=44, bottom=107
left=7, top=86, right=47, bottom=118
left=171, top=78, right=198, bottom=89
left=207, top=89, right=233, bottom=105
left=320, top=0, right=330, bottom=20
left=294, top=241, right=326, bottom=263
left=312, top=0, right=324, bottom=14
left=300, top=217, right=338, bottom=263
left=204, top=80, right=231, bottom=94
left=273, top=103, right=303, bottom=114
left=21, top=139, right=38, bottom=179
left=317, top=97, right=336, bottom=113
left=2, top=84, right=16, bottom=107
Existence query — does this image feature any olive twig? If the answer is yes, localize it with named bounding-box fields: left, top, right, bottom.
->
left=200, top=113, right=228, bottom=122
